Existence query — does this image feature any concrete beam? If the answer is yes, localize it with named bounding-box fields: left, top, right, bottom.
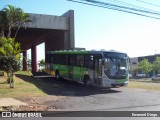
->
left=18, top=10, right=75, bottom=51
left=26, top=14, right=69, bottom=30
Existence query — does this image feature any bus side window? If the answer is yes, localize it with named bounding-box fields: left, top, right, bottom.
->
left=65, top=55, right=69, bottom=65
left=84, top=55, right=94, bottom=69
left=55, top=55, right=58, bottom=64
left=90, top=55, right=94, bottom=69
left=61, top=55, right=66, bottom=65
left=58, top=55, right=66, bottom=65
left=46, top=54, right=51, bottom=63
left=73, top=55, right=77, bottom=66
left=76, top=55, right=84, bottom=67
left=68, top=55, right=76, bottom=66
left=80, top=55, right=84, bottom=67
left=70, top=55, right=74, bottom=65
left=68, top=55, right=71, bottom=65
left=60, top=55, right=65, bottom=65
left=56, top=55, right=59, bottom=64
left=70, top=55, right=73, bottom=65
left=52, top=54, right=56, bottom=64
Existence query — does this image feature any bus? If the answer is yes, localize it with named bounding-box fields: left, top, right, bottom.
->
left=45, top=50, right=129, bottom=88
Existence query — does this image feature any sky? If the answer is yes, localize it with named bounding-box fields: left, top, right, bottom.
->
left=1, top=0, right=160, bottom=61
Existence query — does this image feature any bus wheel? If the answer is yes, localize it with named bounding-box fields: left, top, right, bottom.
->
left=55, top=70, right=60, bottom=80
left=84, top=76, right=91, bottom=87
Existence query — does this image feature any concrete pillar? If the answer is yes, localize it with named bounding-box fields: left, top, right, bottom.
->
left=23, top=50, right=28, bottom=71
left=68, top=10, right=75, bottom=49
left=31, top=46, right=37, bottom=73
left=62, top=10, right=75, bottom=50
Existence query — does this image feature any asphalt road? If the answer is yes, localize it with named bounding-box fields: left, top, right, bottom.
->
left=1, top=86, right=160, bottom=119
left=50, top=87, right=160, bottom=111
left=1, top=79, right=160, bottom=119
left=41, top=79, right=160, bottom=111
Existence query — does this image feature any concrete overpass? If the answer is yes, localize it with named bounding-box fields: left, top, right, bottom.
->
left=14, top=10, right=75, bottom=73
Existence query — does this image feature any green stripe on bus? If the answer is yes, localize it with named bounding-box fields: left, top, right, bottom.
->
left=115, top=79, right=128, bottom=83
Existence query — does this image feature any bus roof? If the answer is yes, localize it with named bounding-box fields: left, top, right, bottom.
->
left=46, top=50, right=127, bottom=55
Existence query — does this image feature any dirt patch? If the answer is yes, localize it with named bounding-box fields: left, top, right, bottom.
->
left=1, top=105, right=51, bottom=111
left=0, top=95, right=66, bottom=111
left=17, top=96, right=66, bottom=111
left=19, top=95, right=66, bottom=105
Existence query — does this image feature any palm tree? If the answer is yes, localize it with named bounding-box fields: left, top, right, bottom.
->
left=0, top=11, right=8, bottom=38
left=14, top=8, right=32, bottom=39
left=2, top=5, right=17, bottom=38
left=1, top=5, right=32, bottom=38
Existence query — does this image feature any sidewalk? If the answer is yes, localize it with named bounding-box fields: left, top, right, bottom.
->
left=0, top=98, right=28, bottom=107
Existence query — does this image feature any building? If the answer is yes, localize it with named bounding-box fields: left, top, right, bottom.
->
left=130, top=54, right=160, bottom=76
left=13, top=10, right=75, bottom=73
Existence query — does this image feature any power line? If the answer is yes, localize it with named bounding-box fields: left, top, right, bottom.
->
left=67, top=0, right=160, bottom=20
left=105, top=0, right=160, bottom=14
left=135, top=0, right=160, bottom=8
left=81, top=0, right=160, bottom=15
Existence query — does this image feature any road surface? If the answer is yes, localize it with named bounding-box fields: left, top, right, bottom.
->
left=41, top=79, right=160, bottom=111
left=1, top=79, right=160, bottom=119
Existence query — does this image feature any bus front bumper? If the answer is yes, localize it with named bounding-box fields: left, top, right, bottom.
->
left=111, top=82, right=128, bottom=88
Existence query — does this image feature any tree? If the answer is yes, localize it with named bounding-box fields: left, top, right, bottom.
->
left=0, top=11, right=7, bottom=38
left=138, top=58, right=152, bottom=75
left=130, top=64, right=139, bottom=76
left=13, top=8, right=32, bottom=39
left=0, top=37, right=21, bottom=88
left=153, top=56, right=160, bottom=74
left=38, top=59, right=45, bottom=71
left=0, top=5, right=32, bottom=38
left=0, top=5, right=32, bottom=88
left=2, top=5, right=19, bottom=38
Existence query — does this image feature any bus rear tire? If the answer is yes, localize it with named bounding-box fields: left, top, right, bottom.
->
left=84, top=76, right=91, bottom=87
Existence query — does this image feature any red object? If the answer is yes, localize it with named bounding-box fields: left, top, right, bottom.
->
left=23, top=50, right=28, bottom=71
left=31, top=46, right=37, bottom=73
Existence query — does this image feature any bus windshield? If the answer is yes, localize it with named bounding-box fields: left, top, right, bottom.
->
left=104, top=54, right=128, bottom=79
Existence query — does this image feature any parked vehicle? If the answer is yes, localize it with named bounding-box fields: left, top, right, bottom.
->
left=136, top=73, right=146, bottom=78
left=151, top=74, right=160, bottom=81
left=129, top=74, right=132, bottom=79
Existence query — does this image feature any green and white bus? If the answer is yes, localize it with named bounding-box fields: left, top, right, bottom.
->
left=45, top=50, right=129, bottom=88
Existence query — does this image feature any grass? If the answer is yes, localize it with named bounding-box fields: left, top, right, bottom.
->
left=0, top=71, right=61, bottom=99
left=128, top=79, right=160, bottom=91
left=15, top=71, right=32, bottom=76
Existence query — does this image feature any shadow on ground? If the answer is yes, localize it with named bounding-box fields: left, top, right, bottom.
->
left=15, top=74, right=121, bottom=97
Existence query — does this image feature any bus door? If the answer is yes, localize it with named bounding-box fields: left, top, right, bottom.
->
left=94, top=56, right=102, bottom=85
